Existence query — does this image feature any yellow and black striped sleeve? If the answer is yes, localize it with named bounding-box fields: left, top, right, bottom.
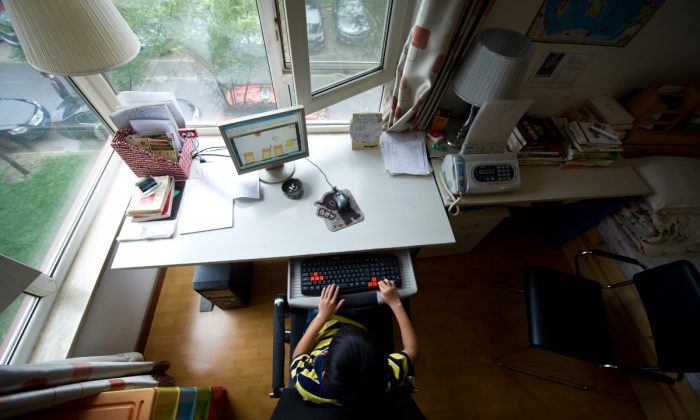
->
left=387, top=351, right=413, bottom=389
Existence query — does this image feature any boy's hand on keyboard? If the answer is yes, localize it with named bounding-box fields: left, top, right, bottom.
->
left=379, top=279, right=400, bottom=307
left=317, top=284, right=345, bottom=322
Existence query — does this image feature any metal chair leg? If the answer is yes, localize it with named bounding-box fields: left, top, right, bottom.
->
left=496, top=346, right=597, bottom=391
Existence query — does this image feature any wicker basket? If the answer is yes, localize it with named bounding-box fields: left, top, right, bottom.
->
left=111, top=129, right=195, bottom=180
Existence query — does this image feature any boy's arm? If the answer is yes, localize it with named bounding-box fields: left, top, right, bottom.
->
left=379, top=280, right=418, bottom=362
left=292, top=284, right=345, bottom=359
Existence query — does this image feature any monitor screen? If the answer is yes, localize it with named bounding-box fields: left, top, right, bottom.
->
left=219, top=105, right=309, bottom=175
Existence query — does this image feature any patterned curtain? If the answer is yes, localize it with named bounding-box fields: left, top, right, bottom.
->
left=384, top=0, right=494, bottom=132
left=0, top=352, right=173, bottom=418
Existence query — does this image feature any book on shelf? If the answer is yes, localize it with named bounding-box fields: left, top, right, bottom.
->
left=126, top=175, right=173, bottom=216
left=584, top=95, right=634, bottom=130
left=506, top=116, right=566, bottom=165
left=566, top=121, right=624, bottom=152
left=125, top=131, right=180, bottom=162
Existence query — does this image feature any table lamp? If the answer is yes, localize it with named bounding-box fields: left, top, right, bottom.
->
left=448, top=28, right=534, bottom=149
left=4, top=0, right=140, bottom=75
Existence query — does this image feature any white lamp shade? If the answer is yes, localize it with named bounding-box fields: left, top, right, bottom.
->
left=453, top=28, right=534, bottom=106
left=4, top=0, right=140, bottom=76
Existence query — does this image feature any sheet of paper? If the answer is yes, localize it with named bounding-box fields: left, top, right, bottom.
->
left=196, top=161, right=260, bottom=200
left=117, top=91, right=186, bottom=128
left=178, top=179, right=234, bottom=234
left=117, top=217, right=178, bottom=241
left=130, top=119, right=183, bottom=151
left=109, top=102, right=185, bottom=130
left=379, top=131, right=430, bottom=175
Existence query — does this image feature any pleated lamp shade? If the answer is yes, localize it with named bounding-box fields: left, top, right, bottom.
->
left=453, top=28, right=534, bottom=106
left=4, top=0, right=140, bottom=76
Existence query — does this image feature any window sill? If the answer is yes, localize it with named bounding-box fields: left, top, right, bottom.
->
left=28, top=162, right=135, bottom=363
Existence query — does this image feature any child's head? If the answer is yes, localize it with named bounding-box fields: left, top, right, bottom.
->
left=323, top=324, right=386, bottom=405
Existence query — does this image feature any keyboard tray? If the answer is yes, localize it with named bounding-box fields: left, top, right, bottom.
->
left=288, top=249, right=417, bottom=309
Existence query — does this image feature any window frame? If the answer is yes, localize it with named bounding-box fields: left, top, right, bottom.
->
left=282, top=0, right=414, bottom=115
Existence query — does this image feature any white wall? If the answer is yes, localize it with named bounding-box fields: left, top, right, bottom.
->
left=441, top=0, right=700, bottom=116
left=72, top=246, right=158, bottom=357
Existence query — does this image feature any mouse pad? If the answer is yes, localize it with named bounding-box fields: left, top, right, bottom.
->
left=314, top=189, right=364, bottom=232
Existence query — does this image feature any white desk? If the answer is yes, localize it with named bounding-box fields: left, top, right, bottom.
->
left=111, top=134, right=455, bottom=270
left=419, top=155, right=652, bottom=258
left=430, top=158, right=652, bottom=207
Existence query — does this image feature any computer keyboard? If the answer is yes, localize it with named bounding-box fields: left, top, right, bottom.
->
left=300, top=253, right=402, bottom=296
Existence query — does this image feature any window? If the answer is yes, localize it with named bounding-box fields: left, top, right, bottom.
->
left=0, top=22, right=113, bottom=363
left=105, top=0, right=278, bottom=125
left=103, top=0, right=413, bottom=124
left=281, top=0, right=412, bottom=114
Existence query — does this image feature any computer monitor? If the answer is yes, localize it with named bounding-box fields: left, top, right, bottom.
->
left=219, top=105, right=309, bottom=183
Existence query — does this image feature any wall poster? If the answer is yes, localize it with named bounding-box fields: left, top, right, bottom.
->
left=527, top=0, right=666, bottom=47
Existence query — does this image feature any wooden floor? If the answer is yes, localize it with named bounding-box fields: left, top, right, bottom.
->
left=144, top=216, right=646, bottom=419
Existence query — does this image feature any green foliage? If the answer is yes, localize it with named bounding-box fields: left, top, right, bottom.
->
left=109, top=0, right=270, bottom=113
left=0, top=154, right=93, bottom=267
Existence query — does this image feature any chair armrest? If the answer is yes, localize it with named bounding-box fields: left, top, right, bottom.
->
left=575, top=249, right=648, bottom=288
left=271, top=294, right=288, bottom=398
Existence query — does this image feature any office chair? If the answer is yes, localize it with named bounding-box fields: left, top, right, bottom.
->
left=270, top=295, right=425, bottom=419
left=497, top=249, right=700, bottom=391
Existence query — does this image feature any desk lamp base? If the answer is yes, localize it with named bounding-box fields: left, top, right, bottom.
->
left=260, top=162, right=295, bottom=184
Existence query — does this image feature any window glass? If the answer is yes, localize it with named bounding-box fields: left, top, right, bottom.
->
left=308, top=85, right=382, bottom=122
left=107, top=0, right=277, bottom=123
left=0, top=10, right=109, bottom=361
left=0, top=51, right=108, bottom=272
left=0, top=294, right=34, bottom=358
left=291, top=0, right=390, bottom=93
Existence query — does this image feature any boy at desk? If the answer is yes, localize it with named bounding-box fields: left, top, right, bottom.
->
left=290, top=280, right=418, bottom=405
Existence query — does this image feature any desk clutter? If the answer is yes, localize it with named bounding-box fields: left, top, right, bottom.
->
left=111, top=128, right=196, bottom=180
left=109, top=95, right=197, bottom=180
left=379, top=131, right=431, bottom=175
left=118, top=178, right=185, bottom=241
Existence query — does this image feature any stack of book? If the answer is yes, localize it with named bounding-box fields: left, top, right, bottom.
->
left=581, top=95, right=635, bottom=134
left=126, top=176, right=175, bottom=222
left=562, top=121, right=624, bottom=167
left=125, top=131, right=180, bottom=162
left=507, top=116, right=566, bottom=166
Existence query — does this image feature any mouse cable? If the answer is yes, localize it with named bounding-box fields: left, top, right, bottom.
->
left=305, top=158, right=335, bottom=190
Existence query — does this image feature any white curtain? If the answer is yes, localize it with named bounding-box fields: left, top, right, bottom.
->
left=384, top=0, right=493, bottom=132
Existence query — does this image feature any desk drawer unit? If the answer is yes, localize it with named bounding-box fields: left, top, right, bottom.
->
left=417, top=206, right=509, bottom=258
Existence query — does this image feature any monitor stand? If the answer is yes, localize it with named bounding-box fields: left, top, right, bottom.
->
left=259, top=162, right=295, bottom=184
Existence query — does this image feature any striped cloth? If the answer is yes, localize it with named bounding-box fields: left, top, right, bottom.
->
left=290, top=315, right=412, bottom=404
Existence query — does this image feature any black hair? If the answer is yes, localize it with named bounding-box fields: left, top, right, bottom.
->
left=323, top=324, right=387, bottom=406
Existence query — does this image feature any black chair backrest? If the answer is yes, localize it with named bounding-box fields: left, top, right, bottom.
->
left=633, top=260, right=700, bottom=372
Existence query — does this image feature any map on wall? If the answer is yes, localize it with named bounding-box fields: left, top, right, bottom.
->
left=527, top=0, right=666, bottom=47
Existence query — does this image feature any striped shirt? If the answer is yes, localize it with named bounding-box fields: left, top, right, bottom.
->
left=290, top=314, right=412, bottom=404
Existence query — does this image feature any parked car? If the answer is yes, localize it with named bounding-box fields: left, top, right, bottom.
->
left=306, top=4, right=325, bottom=52
left=0, top=1, right=19, bottom=47
left=0, top=98, right=51, bottom=143
left=335, top=0, right=370, bottom=45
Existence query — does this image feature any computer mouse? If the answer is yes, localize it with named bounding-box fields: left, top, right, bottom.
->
left=333, top=190, right=350, bottom=212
